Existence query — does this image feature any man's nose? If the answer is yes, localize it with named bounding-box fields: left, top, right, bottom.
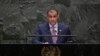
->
left=51, top=17, right=54, bottom=20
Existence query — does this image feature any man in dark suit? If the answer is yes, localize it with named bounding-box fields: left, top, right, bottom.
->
left=32, top=7, right=72, bottom=44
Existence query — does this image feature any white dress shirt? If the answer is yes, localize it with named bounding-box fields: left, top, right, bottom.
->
left=49, top=23, right=58, bottom=43
left=49, top=23, right=58, bottom=35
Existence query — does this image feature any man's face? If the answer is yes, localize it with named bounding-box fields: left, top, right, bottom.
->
left=47, top=10, right=59, bottom=25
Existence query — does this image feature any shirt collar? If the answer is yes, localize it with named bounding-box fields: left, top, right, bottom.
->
left=49, top=23, right=58, bottom=28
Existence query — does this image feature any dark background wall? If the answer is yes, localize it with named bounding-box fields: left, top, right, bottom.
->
left=0, top=0, right=100, bottom=44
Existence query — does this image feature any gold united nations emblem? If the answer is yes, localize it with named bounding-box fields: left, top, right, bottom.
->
left=41, top=46, right=61, bottom=56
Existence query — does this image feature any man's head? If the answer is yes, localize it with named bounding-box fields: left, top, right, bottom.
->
left=47, top=8, right=59, bottom=26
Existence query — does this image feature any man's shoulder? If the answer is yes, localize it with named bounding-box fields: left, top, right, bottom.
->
left=37, top=22, right=48, bottom=27
left=59, top=22, right=69, bottom=28
left=37, top=22, right=70, bottom=28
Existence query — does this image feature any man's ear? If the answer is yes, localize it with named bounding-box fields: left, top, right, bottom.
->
left=57, top=15, right=59, bottom=18
left=57, top=15, right=60, bottom=21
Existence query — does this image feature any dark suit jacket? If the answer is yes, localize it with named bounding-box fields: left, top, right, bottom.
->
left=32, top=22, right=72, bottom=44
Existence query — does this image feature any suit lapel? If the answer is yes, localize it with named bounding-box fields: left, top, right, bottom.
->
left=57, top=23, right=62, bottom=43
left=45, top=23, right=53, bottom=43
left=58, top=23, right=62, bottom=35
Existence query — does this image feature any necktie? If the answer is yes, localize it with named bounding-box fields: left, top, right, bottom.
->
left=51, top=26, right=57, bottom=44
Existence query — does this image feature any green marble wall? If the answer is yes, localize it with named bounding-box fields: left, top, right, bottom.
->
left=0, top=0, right=100, bottom=44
